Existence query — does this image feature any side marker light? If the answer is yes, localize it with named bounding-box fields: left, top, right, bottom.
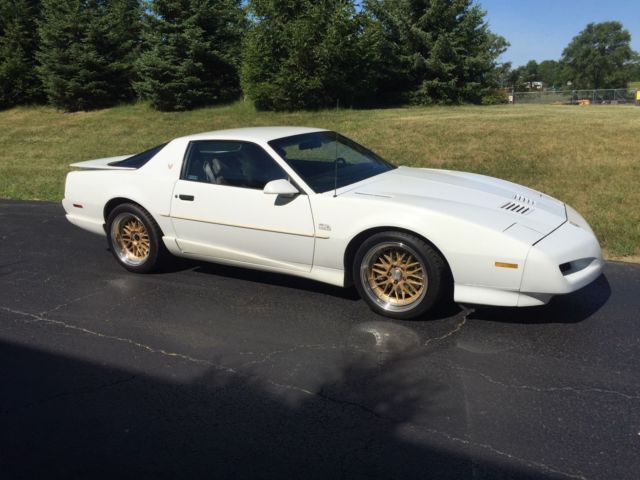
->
left=495, top=262, right=518, bottom=269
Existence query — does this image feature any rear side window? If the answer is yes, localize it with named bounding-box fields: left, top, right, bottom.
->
left=108, top=143, right=168, bottom=168
left=181, top=140, right=288, bottom=190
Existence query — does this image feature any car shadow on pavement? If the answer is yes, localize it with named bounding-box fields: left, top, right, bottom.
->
left=160, top=256, right=361, bottom=300
left=158, top=257, right=464, bottom=321
left=0, top=338, right=568, bottom=480
left=469, top=274, right=611, bottom=324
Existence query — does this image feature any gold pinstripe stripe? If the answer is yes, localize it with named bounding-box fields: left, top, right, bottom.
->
left=162, top=214, right=326, bottom=238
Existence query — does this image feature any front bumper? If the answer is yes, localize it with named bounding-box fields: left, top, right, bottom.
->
left=518, top=206, right=603, bottom=305
left=453, top=205, right=603, bottom=308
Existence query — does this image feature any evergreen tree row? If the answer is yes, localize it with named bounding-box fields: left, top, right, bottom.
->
left=0, top=0, right=43, bottom=107
left=0, top=0, right=508, bottom=112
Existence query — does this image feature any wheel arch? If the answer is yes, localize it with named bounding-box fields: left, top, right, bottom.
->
left=343, top=227, right=454, bottom=292
left=103, top=197, right=165, bottom=236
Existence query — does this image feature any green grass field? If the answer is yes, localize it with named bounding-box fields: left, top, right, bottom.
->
left=0, top=102, right=638, bottom=259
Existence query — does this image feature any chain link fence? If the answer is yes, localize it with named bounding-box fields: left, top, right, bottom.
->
left=511, top=88, right=637, bottom=105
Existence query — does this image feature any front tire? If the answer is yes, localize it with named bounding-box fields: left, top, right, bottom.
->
left=106, top=203, right=164, bottom=273
left=353, top=232, right=446, bottom=319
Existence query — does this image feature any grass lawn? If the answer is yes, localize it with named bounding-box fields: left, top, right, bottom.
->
left=0, top=101, right=638, bottom=259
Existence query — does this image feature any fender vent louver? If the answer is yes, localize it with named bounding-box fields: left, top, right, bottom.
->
left=500, top=193, right=536, bottom=215
left=513, top=193, right=536, bottom=205
left=500, top=201, right=534, bottom=214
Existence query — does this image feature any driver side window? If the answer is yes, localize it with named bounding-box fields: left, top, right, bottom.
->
left=182, top=140, right=287, bottom=190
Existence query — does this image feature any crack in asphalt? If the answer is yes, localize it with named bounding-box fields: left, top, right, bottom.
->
left=1, top=306, right=233, bottom=370
left=316, top=387, right=388, bottom=421
left=453, top=364, right=640, bottom=401
left=0, top=305, right=591, bottom=480
left=423, top=311, right=469, bottom=347
left=236, top=343, right=344, bottom=370
left=37, top=291, right=105, bottom=317
left=316, top=386, right=588, bottom=480
left=1, top=305, right=318, bottom=397
left=403, top=424, right=588, bottom=480
left=1, top=374, right=138, bottom=417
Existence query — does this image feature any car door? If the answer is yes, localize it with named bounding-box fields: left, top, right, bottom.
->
left=169, top=140, right=315, bottom=272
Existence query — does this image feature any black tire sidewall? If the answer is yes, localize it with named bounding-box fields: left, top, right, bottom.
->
left=106, top=204, right=162, bottom=273
left=353, top=232, right=446, bottom=320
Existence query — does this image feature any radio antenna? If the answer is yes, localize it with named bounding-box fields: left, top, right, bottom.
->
left=333, top=131, right=338, bottom=198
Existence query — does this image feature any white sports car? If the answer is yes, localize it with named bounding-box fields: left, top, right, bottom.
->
left=63, top=127, right=603, bottom=319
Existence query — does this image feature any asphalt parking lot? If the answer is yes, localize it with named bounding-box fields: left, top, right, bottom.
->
left=1, top=199, right=639, bottom=479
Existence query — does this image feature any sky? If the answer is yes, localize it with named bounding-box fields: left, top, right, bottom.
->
left=478, top=0, right=640, bottom=67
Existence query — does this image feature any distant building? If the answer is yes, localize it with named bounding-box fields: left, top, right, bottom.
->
left=523, top=81, right=544, bottom=90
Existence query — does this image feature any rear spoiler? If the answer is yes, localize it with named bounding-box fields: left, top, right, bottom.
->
left=70, top=155, right=135, bottom=170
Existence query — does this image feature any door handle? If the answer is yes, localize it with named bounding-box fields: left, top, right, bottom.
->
left=178, top=194, right=195, bottom=201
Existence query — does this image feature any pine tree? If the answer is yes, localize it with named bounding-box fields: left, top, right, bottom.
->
left=241, top=0, right=369, bottom=111
left=0, top=0, right=44, bottom=108
left=365, top=0, right=508, bottom=105
left=134, top=0, right=245, bottom=111
left=357, top=7, right=412, bottom=106
left=36, top=0, right=141, bottom=111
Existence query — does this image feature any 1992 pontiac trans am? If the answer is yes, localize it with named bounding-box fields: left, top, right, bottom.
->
left=63, top=127, right=603, bottom=319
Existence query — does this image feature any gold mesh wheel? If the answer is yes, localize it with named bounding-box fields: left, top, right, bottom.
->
left=360, top=242, right=428, bottom=312
left=110, top=213, right=151, bottom=266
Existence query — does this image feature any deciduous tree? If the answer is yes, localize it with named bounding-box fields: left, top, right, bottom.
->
left=561, top=22, right=635, bottom=89
left=537, top=60, right=564, bottom=89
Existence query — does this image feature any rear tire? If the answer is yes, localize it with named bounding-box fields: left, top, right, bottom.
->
left=106, top=203, right=165, bottom=273
left=353, top=231, right=446, bottom=319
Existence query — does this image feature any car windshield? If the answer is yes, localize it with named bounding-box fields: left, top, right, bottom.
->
left=268, top=132, right=395, bottom=193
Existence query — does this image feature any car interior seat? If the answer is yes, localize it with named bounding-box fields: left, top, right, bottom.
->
left=203, top=157, right=216, bottom=183
left=209, top=155, right=244, bottom=187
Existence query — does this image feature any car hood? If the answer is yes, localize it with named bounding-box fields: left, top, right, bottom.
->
left=348, top=166, right=567, bottom=235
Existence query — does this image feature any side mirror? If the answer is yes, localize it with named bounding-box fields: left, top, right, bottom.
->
left=263, top=179, right=299, bottom=197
